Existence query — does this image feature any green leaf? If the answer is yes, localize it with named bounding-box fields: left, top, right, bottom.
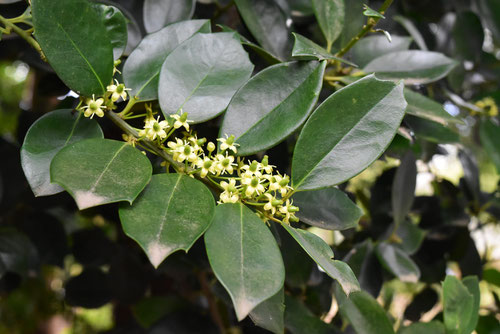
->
left=123, top=20, right=211, bottom=101
left=292, top=75, right=407, bottom=190
left=311, top=0, right=344, bottom=50
left=119, top=174, right=215, bottom=268
left=337, top=291, right=395, bottom=334
left=364, top=51, right=458, bottom=85
left=21, top=109, right=103, bottom=197
left=351, top=35, right=412, bottom=68
left=31, top=0, right=114, bottom=96
left=204, top=203, right=284, bottom=320
left=393, top=15, right=428, bottom=51
left=234, top=0, right=292, bottom=60
left=443, top=275, right=476, bottom=334
left=404, top=88, right=463, bottom=125
left=406, top=115, right=459, bottom=143
left=159, top=33, right=254, bottom=123
left=285, top=295, right=337, bottom=334
left=478, top=0, right=500, bottom=44
left=282, top=224, right=360, bottom=295
left=480, top=119, right=500, bottom=174
left=398, top=321, right=445, bottom=334
left=392, top=152, right=416, bottom=226
left=292, top=187, right=363, bottom=230
left=340, top=0, right=364, bottom=47
left=461, top=276, right=480, bottom=334
left=392, top=220, right=425, bottom=255
left=452, top=11, right=484, bottom=62
left=483, top=268, right=500, bottom=287
left=143, top=0, right=195, bottom=33
left=93, top=4, right=128, bottom=60
left=279, top=227, right=314, bottom=288
left=375, top=242, right=420, bottom=283
left=363, top=4, right=384, bottom=18
left=220, top=61, right=325, bottom=155
left=50, top=138, right=152, bottom=210
left=291, top=33, right=356, bottom=66
left=249, top=288, right=285, bottom=334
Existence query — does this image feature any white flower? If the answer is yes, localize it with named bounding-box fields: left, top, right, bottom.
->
left=241, top=160, right=262, bottom=178
left=196, top=156, right=215, bottom=178
left=214, top=153, right=236, bottom=175
left=242, top=175, right=265, bottom=197
left=269, top=173, right=291, bottom=197
left=82, top=95, right=105, bottom=118
left=170, top=111, right=192, bottom=131
left=219, top=179, right=239, bottom=203
left=106, top=79, right=130, bottom=102
left=217, top=134, right=239, bottom=153
left=144, top=116, right=169, bottom=141
left=278, top=199, right=299, bottom=224
left=263, top=193, right=280, bottom=215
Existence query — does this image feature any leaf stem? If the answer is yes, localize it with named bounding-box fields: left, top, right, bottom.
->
left=0, top=14, right=46, bottom=61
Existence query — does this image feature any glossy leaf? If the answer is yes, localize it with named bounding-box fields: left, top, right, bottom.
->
left=249, top=288, right=285, bottom=334
left=31, top=0, right=114, bottom=96
left=143, top=0, right=196, bottom=33
left=285, top=296, right=336, bottom=334
left=375, top=242, right=420, bottom=283
left=392, top=152, right=416, bottom=226
left=292, top=75, right=407, bottom=190
left=21, top=109, right=103, bottom=197
left=159, top=33, right=254, bottom=123
left=364, top=50, right=458, bottom=85
left=93, top=4, right=128, bottom=60
left=351, top=35, right=412, bottom=68
left=282, top=224, right=360, bottom=295
left=220, top=61, right=325, bottom=155
left=50, top=138, right=152, bottom=210
left=363, top=5, right=384, bottom=18
left=205, top=203, right=285, bottom=321
left=406, top=115, right=459, bottom=143
left=443, top=275, right=478, bottom=334
left=292, top=187, right=363, bottom=230
left=234, top=0, right=292, bottom=60
left=404, top=88, right=463, bottom=125
left=119, top=174, right=215, bottom=268
left=393, top=15, right=428, bottom=51
left=480, top=119, right=500, bottom=174
left=398, top=321, right=445, bottom=334
left=311, top=0, right=344, bottom=50
left=291, top=33, right=356, bottom=66
left=123, top=20, right=211, bottom=101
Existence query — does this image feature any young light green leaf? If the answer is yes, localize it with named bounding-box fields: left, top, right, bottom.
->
left=143, top=0, right=196, bottom=33
left=364, top=50, right=458, bottom=85
left=311, top=0, right=344, bottom=51
left=404, top=88, right=463, bottom=125
left=249, top=288, right=285, bottom=334
left=31, top=0, right=114, bottom=96
left=363, top=4, right=385, bottom=18
left=50, top=138, right=152, bottom=210
left=282, top=224, right=360, bottom=295
left=480, top=119, right=500, bottom=174
left=159, top=33, right=254, bottom=123
left=375, top=242, right=420, bottom=283
left=93, top=4, right=128, bottom=60
left=220, top=61, right=325, bottom=155
left=21, top=110, right=103, bottom=197
left=292, top=187, right=363, bottom=230
left=205, top=203, right=285, bottom=321
left=398, top=321, right=445, bottom=334
left=291, top=33, right=356, bottom=66
left=119, top=174, right=215, bottom=268
left=292, top=75, right=407, bottom=190
left=351, top=35, right=412, bottom=68
left=123, top=20, right=211, bottom=101
left=443, top=275, right=476, bottom=334
left=392, top=152, right=416, bottom=226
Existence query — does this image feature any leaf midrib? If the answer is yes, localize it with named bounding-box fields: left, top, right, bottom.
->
left=90, top=143, right=127, bottom=192
left=155, top=174, right=183, bottom=244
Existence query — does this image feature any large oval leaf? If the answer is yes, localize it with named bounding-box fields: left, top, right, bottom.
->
left=311, top=0, right=344, bottom=51
left=375, top=242, right=420, bottom=283
left=351, top=35, right=412, bottom=68
left=123, top=20, right=211, bottom=101
left=50, top=139, right=152, bottom=210
left=282, top=224, right=360, bottom=295
left=143, top=0, right=196, bottom=33
left=292, top=75, right=407, bottom=190
left=21, top=109, right=103, bottom=197
left=220, top=61, right=325, bottom=155
left=93, top=4, right=128, bottom=60
left=158, top=33, right=254, bottom=123
left=292, top=187, right=363, bottom=230
left=31, top=0, right=114, bottom=96
left=205, top=203, right=284, bottom=321
left=119, top=174, right=215, bottom=268
left=364, top=50, right=458, bottom=85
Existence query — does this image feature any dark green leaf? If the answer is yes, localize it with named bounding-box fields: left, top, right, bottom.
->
left=143, top=0, right=196, bottom=33
left=393, top=15, right=428, bottom=51
left=478, top=0, right=500, bottom=43
left=343, top=240, right=383, bottom=296
left=249, top=288, right=285, bottom=334
left=50, top=138, right=152, bottom=210
left=205, top=203, right=284, bottom=320
left=123, top=20, right=211, bottom=101
left=340, top=0, right=364, bottom=47
left=393, top=220, right=425, bottom=255
left=392, top=152, right=416, bottom=226
left=461, top=276, right=480, bottom=334
left=234, top=0, right=292, bottom=60
left=443, top=275, right=475, bottom=334
left=292, top=187, right=363, bottom=230
left=279, top=227, right=314, bottom=288
left=93, top=4, right=128, bottom=60
left=398, top=321, right=445, bottom=334
left=0, top=228, right=38, bottom=277
left=291, top=33, right=356, bottom=66
left=404, top=88, right=463, bottom=125
left=159, top=32, right=254, bottom=123
left=406, top=115, right=460, bottom=143
left=480, top=119, right=500, bottom=174
left=21, top=109, right=103, bottom=197
left=483, top=268, right=500, bottom=287
left=364, top=51, right=458, bottom=85
left=351, top=35, right=412, bottom=68
left=452, top=11, right=484, bottom=62
left=220, top=61, right=325, bottom=155
left=363, top=5, right=384, bottom=18
left=32, top=0, right=114, bottom=96
left=119, top=174, right=215, bottom=268
left=337, top=290, right=395, bottom=334
left=285, top=295, right=337, bottom=334
left=292, top=75, right=407, bottom=190
left=311, top=0, right=344, bottom=50
left=375, top=242, right=420, bottom=283
left=282, top=224, right=360, bottom=295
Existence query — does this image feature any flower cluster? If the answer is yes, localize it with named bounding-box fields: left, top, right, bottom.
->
left=79, top=77, right=131, bottom=118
